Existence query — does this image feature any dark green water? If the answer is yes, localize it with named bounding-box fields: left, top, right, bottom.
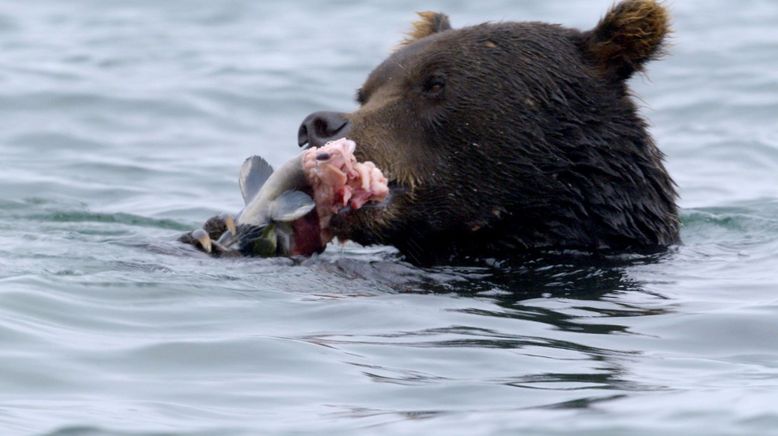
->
left=1, top=1, right=777, bottom=435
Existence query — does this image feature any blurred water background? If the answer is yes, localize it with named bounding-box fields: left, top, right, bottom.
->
left=1, top=0, right=777, bottom=435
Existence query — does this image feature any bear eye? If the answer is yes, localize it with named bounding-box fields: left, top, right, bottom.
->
left=422, top=75, right=446, bottom=97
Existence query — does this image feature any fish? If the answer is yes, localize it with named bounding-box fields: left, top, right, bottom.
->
left=213, top=154, right=317, bottom=256
left=183, top=138, right=390, bottom=258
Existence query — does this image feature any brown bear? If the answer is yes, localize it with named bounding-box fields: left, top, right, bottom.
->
left=296, top=0, right=680, bottom=265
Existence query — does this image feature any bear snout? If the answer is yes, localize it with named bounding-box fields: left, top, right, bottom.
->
left=298, top=111, right=352, bottom=149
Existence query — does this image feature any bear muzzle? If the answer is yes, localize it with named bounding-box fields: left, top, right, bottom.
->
left=298, top=111, right=352, bottom=149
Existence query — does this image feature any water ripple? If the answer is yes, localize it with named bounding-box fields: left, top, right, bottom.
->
left=0, top=1, right=777, bottom=435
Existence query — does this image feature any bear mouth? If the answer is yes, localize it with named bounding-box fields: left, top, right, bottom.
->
left=287, top=138, right=391, bottom=256
left=288, top=184, right=398, bottom=256
left=288, top=200, right=325, bottom=256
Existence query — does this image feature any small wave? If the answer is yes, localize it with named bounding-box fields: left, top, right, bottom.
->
left=41, top=426, right=239, bottom=436
left=682, top=200, right=778, bottom=234
left=22, top=210, right=189, bottom=231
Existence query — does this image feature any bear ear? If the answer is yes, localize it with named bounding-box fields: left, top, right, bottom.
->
left=584, top=0, right=670, bottom=80
left=401, top=11, right=452, bottom=46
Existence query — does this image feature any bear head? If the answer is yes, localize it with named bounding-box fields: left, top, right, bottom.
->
left=298, top=0, right=679, bottom=265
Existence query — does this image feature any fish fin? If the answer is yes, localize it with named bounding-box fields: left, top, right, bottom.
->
left=239, top=156, right=274, bottom=204
left=269, top=191, right=316, bottom=222
left=191, top=229, right=212, bottom=253
left=275, top=222, right=294, bottom=255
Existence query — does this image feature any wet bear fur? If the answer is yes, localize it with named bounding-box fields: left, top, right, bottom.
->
left=313, top=0, right=680, bottom=265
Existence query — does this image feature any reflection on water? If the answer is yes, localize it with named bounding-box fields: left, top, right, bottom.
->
left=264, top=257, right=659, bottom=429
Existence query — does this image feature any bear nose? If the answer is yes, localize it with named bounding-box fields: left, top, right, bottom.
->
left=297, top=111, right=351, bottom=149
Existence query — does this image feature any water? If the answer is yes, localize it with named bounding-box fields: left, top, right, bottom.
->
left=1, top=0, right=777, bottom=435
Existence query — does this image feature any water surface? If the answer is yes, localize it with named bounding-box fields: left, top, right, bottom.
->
left=1, top=1, right=778, bottom=435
